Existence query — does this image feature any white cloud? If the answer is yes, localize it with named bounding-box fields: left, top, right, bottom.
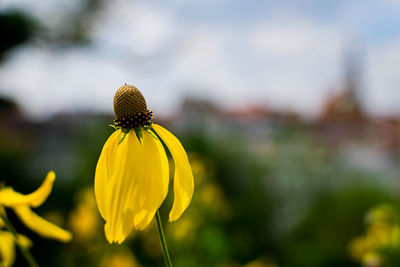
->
left=0, top=17, right=345, bottom=120
left=365, top=38, right=400, bottom=116
left=250, top=23, right=319, bottom=55
left=161, top=21, right=343, bottom=117
left=91, top=0, right=177, bottom=56
left=246, top=22, right=344, bottom=116
left=0, top=46, right=130, bottom=119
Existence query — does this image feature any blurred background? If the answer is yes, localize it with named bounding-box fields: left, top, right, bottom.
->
left=1, top=0, right=400, bottom=266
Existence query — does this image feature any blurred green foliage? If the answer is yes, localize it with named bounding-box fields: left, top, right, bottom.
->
left=2, top=113, right=399, bottom=267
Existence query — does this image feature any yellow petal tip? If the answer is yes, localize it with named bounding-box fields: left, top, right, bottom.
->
left=46, top=171, right=56, bottom=181
left=59, top=231, right=73, bottom=243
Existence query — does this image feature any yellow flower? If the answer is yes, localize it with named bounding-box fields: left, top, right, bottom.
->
left=0, top=228, right=32, bottom=267
left=243, top=256, right=278, bottom=267
left=68, top=187, right=100, bottom=242
left=362, top=252, right=381, bottom=267
left=0, top=171, right=72, bottom=242
left=100, top=249, right=140, bottom=267
left=95, top=84, right=194, bottom=244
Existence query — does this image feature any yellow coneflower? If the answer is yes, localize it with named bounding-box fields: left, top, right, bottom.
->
left=95, top=84, right=194, bottom=245
left=0, top=171, right=72, bottom=242
left=0, top=171, right=72, bottom=267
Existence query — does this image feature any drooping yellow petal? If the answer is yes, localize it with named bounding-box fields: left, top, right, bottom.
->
left=0, top=171, right=55, bottom=208
left=13, top=205, right=72, bottom=242
left=0, top=231, right=15, bottom=267
left=132, top=130, right=169, bottom=230
left=104, top=130, right=145, bottom=244
left=152, top=124, right=194, bottom=222
left=95, top=130, right=122, bottom=219
left=0, top=231, right=32, bottom=267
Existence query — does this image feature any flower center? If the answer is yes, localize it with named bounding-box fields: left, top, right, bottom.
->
left=113, top=84, right=154, bottom=129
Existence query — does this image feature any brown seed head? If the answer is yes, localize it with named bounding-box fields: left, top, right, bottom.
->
left=113, top=84, right=147, bottom=120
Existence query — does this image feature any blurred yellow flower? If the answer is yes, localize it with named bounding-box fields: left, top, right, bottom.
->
left=0, top=229, right=32, bottom=267
left=169, top=215, right=197, bottom=243
left=365, top=204, right=397, bottom=226
left=189, top=153, right=207, bottom=184
left=244, top=256, right=278, bottom=267
left=100, top=249, right=140, bottom=267
left=348, top=204, right=400, bottom=267
left=349, top=236, right=369, bottom=261
left=0, top=171, right=72, bottom=242
left=95, top=84, right=194, bottom=244
left=362, top=252, right=381, bottom=267
left=69, top=187, right=100, bottom=242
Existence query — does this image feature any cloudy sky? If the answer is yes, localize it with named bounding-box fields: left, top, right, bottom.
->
left=0, top=0, right=400, bottom=120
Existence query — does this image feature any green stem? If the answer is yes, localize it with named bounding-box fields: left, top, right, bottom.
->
left=155, top=210, right=172, bottom=267
left=0, top=208, right=40, bottom=267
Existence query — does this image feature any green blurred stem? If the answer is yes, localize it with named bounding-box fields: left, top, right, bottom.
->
left=0, top=207, right=40, bottom=267
left=155, top=210, right=172, bottom=267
